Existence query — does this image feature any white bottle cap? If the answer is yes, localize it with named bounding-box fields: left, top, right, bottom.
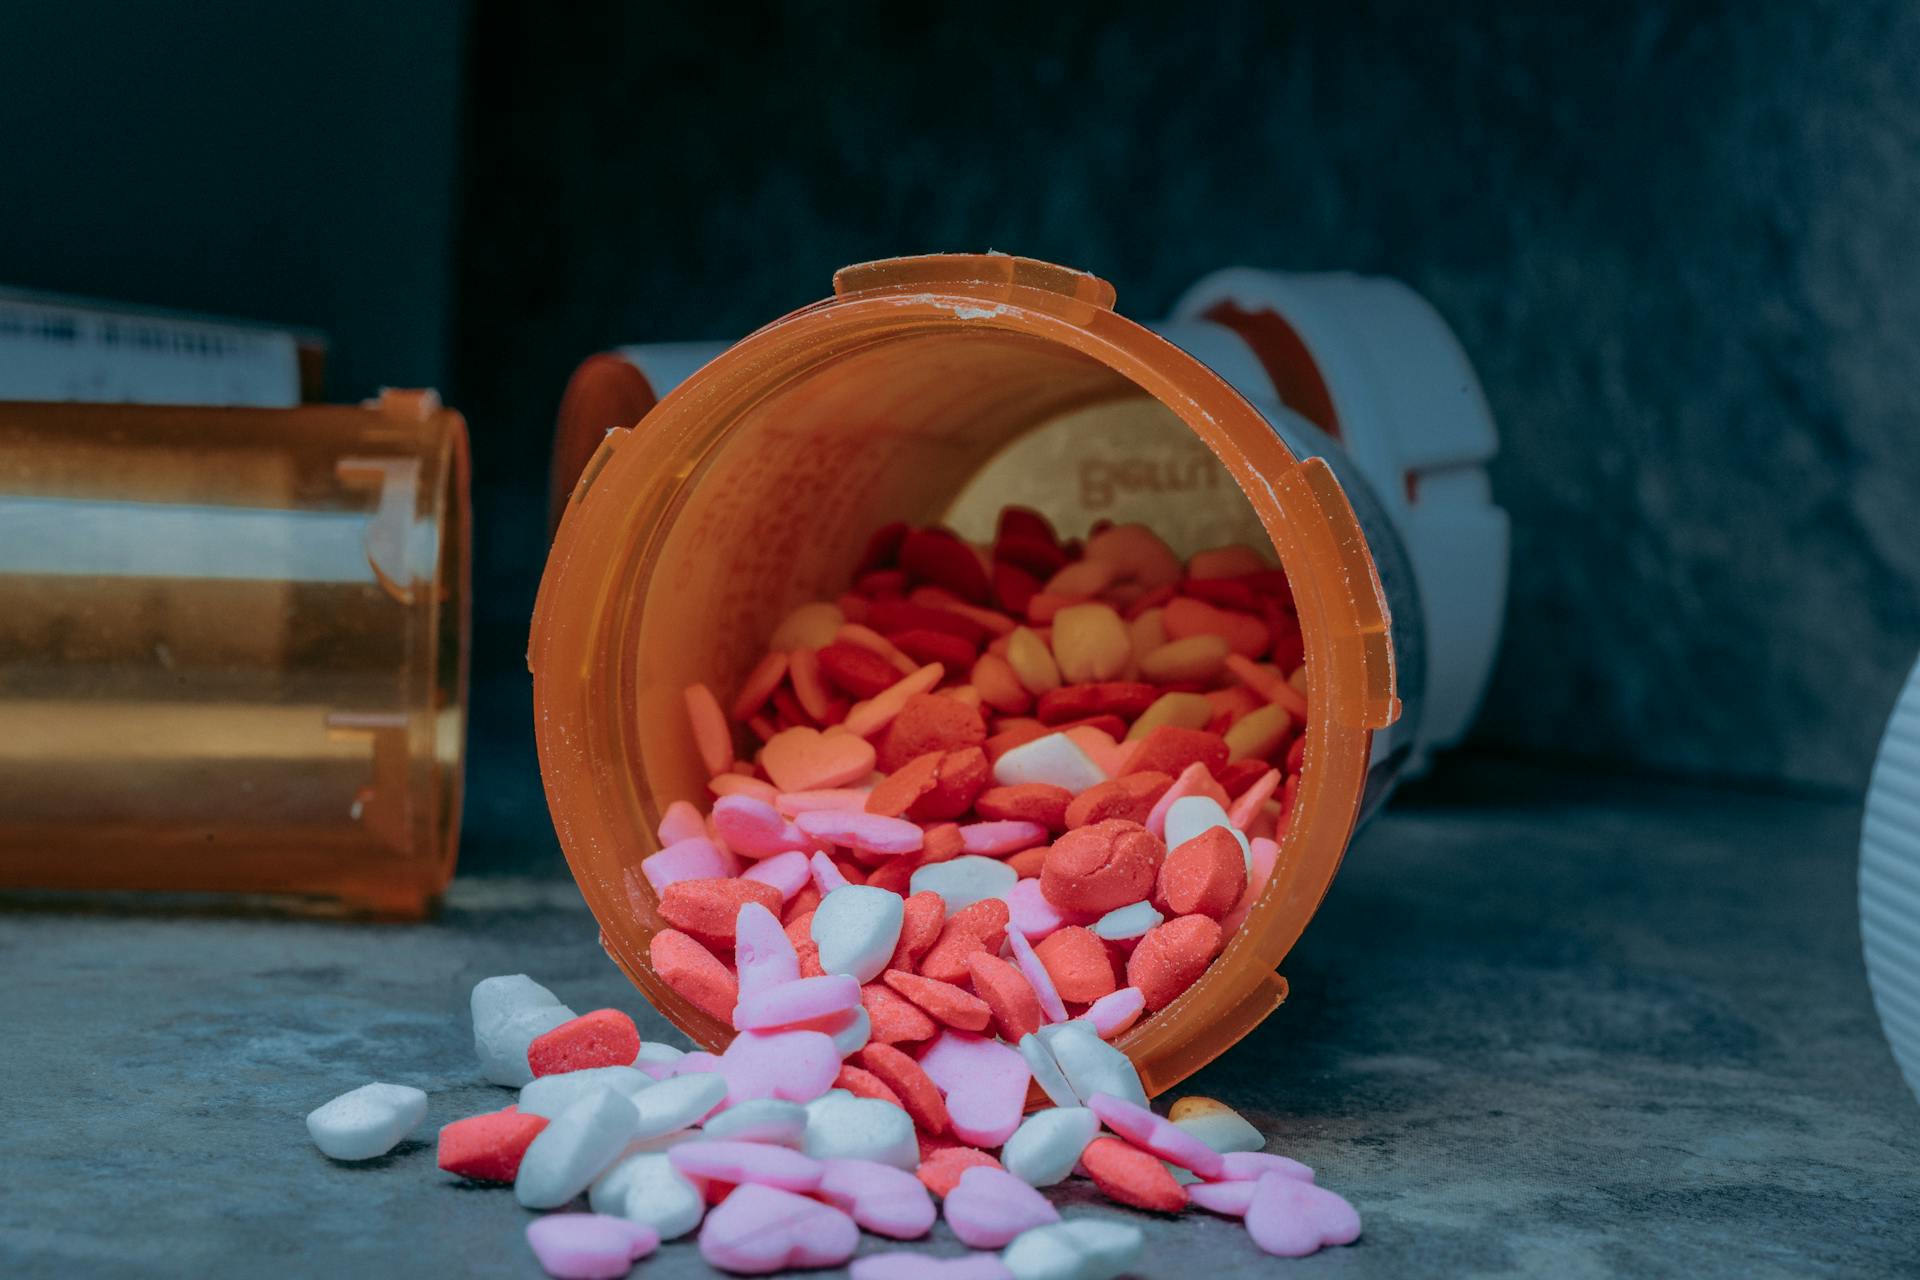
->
left=1169, top=269, right=1509, bottom=764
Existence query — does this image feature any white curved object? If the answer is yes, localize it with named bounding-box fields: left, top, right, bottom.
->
left=1862, top=653, right=1920, bottom=1105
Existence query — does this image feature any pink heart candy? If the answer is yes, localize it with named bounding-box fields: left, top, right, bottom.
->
left=711, top=795, right=816, bottom=859
left=760, top=725, right=877, bottom=793
left=741, top=850, right=813, bottom=901
left=958, top=820, right=1049, bottom=857
left=718, top=1029, right=840, bottom=1105
left=1005, top=926, right=1068, bottom=1024
left=660, top=1049, right=723, bottom=1080
left=1078, top=987, right=1145, bottom=1039
left=795, top=809, right=925, bottom=855
left=657, top=799, right=707, bottom=846
left=810, top=850, right=852, bottom=893
left=917, top=1030, right=1031, bottom=1147
left=525, top=1213, right=658, bottom=1280
left=670, top=1141, right=825, bottom=1192
left=1245, top=1172, right=1361, bottom=1258
left=1004, top=878, right=1076, bottom=943
left=852, top=1251, right=1015, bottom=1279
left=815, top=1157, right=937, bottom=1239
left=732, top=973, right=860, bottom=1032
left=1219, top=1150, right=1315, bottom=1183
left=942, top=1165, right=1060, bottom=1249
left=733, top=901, right=800, bottom=1000
left=698, top=1183, right=859, bottom=1274
left=1087, top=1092, right=1226, bottom=1179
left=709, top=773, right=780, bottom=804
left=639, top=836, right=735, bottom=892
left=1187, top=1179, right=1257, bottom=1217
left=776, top=788, right=873, bottom=815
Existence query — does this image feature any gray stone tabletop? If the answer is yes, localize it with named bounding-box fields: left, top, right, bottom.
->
left=3, top=759, right=1915, bottom=1278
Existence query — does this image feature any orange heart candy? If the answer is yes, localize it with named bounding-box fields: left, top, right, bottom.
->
left=760, top=725, right=877, bottom=792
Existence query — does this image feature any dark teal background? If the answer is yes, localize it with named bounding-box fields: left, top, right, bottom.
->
left=0, top=1, right=464, bottom=401
left=6, top=2, right=1919, bottom=876
left=454, top=1, right=1920, bottom=809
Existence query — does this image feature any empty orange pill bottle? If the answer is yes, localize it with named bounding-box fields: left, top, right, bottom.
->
left=531, top=253, right=1504, bottom=1094
left=0, top=390, right=470, bottom=917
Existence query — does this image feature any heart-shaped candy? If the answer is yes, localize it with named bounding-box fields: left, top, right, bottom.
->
left=941, top=1164, right=1060, bottom=1248
left=717, top=1029, right=840, bottom=1106
left=670, top=1140, right=824, bottom=1192
left=1086, top=1092, right=1225, bottom=1179
left=710, top=795, right=815, bottom=859
left=1245, top=1172, right=1361, bottom=1258
left=525, top=1212, right=658, bottom=1279
left=761, top=726, right=876, bottom=793
left=814, top=1157, right=937, bottom=1239
left=851, top=1253, right=1014, bottom=1280
left=697, top=1183, right=858, bottom=1274
left=917, top=1030, right=1031, bottom=1148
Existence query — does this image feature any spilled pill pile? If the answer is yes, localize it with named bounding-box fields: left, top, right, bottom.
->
left=307, top=509, right=1363, bottom=1273
left=308, top=964, right=1358, bottom=1276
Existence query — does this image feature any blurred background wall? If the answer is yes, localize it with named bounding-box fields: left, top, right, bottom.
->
left=453, top=0, right=1920, bottom=814
left=7, top=1, right=1919, bottom=873
left=0, top=1, right=464, bottom=400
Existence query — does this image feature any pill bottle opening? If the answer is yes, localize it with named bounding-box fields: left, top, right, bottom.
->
left=534, top=256, right=1395, bottom=1095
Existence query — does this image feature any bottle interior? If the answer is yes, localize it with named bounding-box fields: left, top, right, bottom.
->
left=621, top=329, right=1275, bottom=842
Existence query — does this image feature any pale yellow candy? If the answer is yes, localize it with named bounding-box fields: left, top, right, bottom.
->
left=971, top=652, right=1032, bottom=714
left=1168, top=1095, right=1235, bottom=1123
left=1085, top=523, right=1184, bottom=590
left=1044, top=558, right=1120, bottom=599
left=1224, top=703, right=1292, bottom=762
left=1125, top=692, right=1214, bottom=742
left=1288, top=664, right=1309, bottom=693
left=1187, top=544, right=1269, bottom=580
left=1129, top=607, right=1166, bottom=663
left=1050, top=603, right=1131, bottom=683
left=1139, top=634, right=1231, bottom=683
left=1006, top=626, right=1063, bottom=696
left=769, top=601, right=844, bottom=651
left=1167, top=1096, right=1264, bottom=1154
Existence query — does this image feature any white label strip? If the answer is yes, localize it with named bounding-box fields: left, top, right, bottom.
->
left=0, top=294, right=300, bottom=407
left=0, top=495, right=383, bottom=583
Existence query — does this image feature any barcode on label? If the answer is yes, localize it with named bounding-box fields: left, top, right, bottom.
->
left=0, top=292, right=302, bottom=406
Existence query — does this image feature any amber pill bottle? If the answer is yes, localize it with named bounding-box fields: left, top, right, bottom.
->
left=532, top=254, right=1504, bottom=1095
left=0, top=390, right=470, bottom=917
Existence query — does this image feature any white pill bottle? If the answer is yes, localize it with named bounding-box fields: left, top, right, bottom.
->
left=532, top=253, right=1506, bottom=1094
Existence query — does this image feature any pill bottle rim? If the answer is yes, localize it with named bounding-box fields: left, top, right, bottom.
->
left=530, top=254, right=1396, bottom=1097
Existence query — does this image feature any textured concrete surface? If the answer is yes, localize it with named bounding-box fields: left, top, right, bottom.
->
left=453, top=1, right=1920, bottom=797
left=3, top=761, right=1914, bottom=1277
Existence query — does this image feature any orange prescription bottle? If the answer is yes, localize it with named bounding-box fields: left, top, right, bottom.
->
left=532, top=254, right=1506, bottom=1095
left=0, top=390, right=470, bottom=917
